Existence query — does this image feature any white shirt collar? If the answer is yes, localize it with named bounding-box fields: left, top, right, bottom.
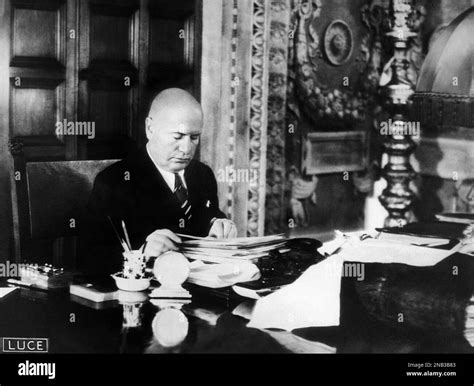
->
left=146, top=145, right=187, bottom=191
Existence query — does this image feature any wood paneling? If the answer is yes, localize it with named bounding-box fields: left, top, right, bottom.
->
left=9, top=0, right=67, bottom=160
left=11, top=88, right=59, bottom=136
left=90, top=14, right=131, bottom=61
left=89, top=89, right=130, bottom=136
left=147, top=0, right=196, bottom=93
left=150, top=18, right=185, bottom=64
left=12, top=8, right=57, bottom=58
left=78, top=0, right=140, bottom=158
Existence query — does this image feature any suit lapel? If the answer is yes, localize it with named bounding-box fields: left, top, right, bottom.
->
left=131, top=148, right=175, bottom=204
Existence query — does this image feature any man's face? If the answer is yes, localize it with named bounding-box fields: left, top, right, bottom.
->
left=146, top=109, right=202, bottom=173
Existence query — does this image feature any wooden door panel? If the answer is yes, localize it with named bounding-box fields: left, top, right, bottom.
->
left=9, top=0, right=67, bottom=160
left=148, top=0, right=196, bottom=93
left=12, top=88, right=59, bottom=136
left=150, top=18, right=186, bottom=64
left=13, top=9, right=57, bottom=58
left=78, top=0, right=139, bottom=159
left=90, top=13, right=131, bottom=61
left=89, top=89, right=130, bottom=137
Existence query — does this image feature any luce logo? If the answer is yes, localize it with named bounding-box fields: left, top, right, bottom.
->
left=2, top=337, right=49, bottom=353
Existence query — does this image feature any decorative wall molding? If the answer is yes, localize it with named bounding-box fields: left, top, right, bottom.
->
left=247, top=0, right=271, bottom=236
left=225, top=0, right=239, bottom=218
left=265, top=0, right=291, bottom=234
left=8, top=138, right=24, bottom=156
left=323, top=19, right=354, bottom=66
left=288, top=0, right=385, bottom=128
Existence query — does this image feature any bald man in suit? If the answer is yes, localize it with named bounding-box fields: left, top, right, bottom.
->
left=80, top=89, right=236, bottom=274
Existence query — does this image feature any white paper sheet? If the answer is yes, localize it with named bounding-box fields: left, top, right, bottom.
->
left=247, top=256, right=343, bottom=331
left=0, top=287, right=17, bottom=299
left=321, top=234, right=461, bottom=267
left=232, top=300, right=256, bottom=320
left=262, top=330, right=337, bottom=354
left=338, top=238, right=460, bottom=267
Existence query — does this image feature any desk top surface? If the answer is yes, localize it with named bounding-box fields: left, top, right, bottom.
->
left=0, top=280, right=472, bottom=354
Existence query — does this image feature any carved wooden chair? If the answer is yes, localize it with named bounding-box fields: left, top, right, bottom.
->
left=9, top=138, right=119, bottom=269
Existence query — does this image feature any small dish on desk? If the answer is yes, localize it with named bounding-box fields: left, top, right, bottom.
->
left=117, top=289, right=148, bottom=303
left=111, top=273, right=151, bottom=292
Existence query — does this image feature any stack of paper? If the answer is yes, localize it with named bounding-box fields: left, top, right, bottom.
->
left=178, top=234, right=287, bottom=265
left=187, top=260, right=260, bottom=288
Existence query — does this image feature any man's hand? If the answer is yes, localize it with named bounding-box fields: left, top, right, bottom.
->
left=142, top=229, right=181, bottom=261
left=208, top=218, right=237, bottom=239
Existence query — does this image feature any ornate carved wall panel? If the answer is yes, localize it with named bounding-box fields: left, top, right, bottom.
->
left=264, top=0, right=391, bottom=233
left=247, top=0, right=271, bottom=236
left=288, top=0, right=386, bottom=131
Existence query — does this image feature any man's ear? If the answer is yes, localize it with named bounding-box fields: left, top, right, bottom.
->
left=145, top=117, right=153, bottom=140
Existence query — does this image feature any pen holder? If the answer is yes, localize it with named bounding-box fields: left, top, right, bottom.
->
left=122, top=250, right=146, bottom=279
left=111, top=250, right=150, bottom=292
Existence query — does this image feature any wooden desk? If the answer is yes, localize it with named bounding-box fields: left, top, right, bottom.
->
left=0, top=278, right=471, bottom=354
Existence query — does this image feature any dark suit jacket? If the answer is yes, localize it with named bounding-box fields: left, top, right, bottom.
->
left=78, top=147, right=226, bottom=274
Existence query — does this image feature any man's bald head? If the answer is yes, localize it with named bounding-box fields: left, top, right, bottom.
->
left=148, top=88, right=203, bottom=124
left=145, top=88, right=203, bottom=172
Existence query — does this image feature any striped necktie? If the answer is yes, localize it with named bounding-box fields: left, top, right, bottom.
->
left=174, top=173, right=192, bottom=220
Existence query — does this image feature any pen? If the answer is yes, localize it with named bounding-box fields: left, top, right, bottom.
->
left=108, top=216, right=128, bottom=252
left=121, top=220, right=132, bottom=251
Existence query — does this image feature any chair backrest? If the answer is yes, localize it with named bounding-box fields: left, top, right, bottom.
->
left=26, top=160, right=118, bottom=238
left=11, top=156, right=119, bottom=265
